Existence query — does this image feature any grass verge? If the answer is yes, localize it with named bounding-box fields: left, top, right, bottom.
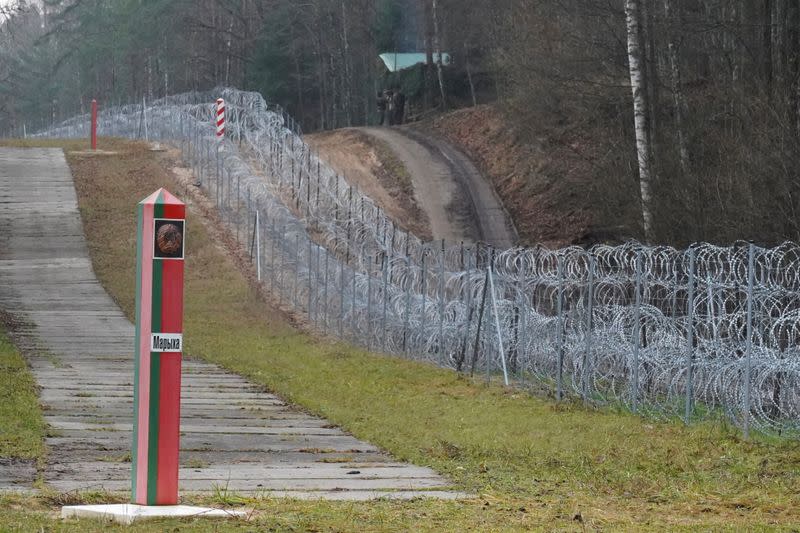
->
left=0, top=138, right=798, bottom=531
left=0, top=312, right=45, bottom=462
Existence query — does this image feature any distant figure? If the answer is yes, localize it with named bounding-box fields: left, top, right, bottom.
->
left=385, top=89, right=396, bottom=126
left=392, top=90, right=406, bottom=125
left=376, top=91, right=388, bottom=126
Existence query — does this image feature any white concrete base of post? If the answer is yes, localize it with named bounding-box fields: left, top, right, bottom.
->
left=61, top=503, right=246, bottom=525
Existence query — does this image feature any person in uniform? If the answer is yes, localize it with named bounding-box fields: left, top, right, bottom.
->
left=392, top=90, right=406, bottom=125
left=385, top=89, right=396, bottom=126
left=376, top=91, right=388, bottom=126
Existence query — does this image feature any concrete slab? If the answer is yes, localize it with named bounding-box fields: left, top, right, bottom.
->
left=61, top=504, right=246, bottom=525
left=0, top=459, right=36, bottom=491
left=50, top=476, right=449, bottom=492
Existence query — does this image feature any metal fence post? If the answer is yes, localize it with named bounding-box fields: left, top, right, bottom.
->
left=351, top=253, right=357, bottom=341
left=381, top=252, right=390, bottom=352
left=684, top=247, right=696, bottom=424
left=278, top=224, right=286, bottom=305
left=223, top=160, right=229, bottom=220
left=312, top=244, right=319, bottom=329
left=216, top=145, right=221, bottom=207
left=488, top=259, right=510, bottom=386
left=743, top=242, right=755, bottom=438
left=439, top=239, right=446, bottom=363
left=307, top=237, right=313, bottom=322
left=339, top=256, right=345, bottom=339
left=632, top=248, right=643, bottom=413
left=206, top=143, right=211, bottom=194
left=403, top=254, right=411, bottom=356
left=582, top=253, right=595, bottom=403
left=246, top=187, right=251, bottom=243
left=293, top=234, right=300, bottom=308
left=269, top=215, right=276, bottom=292
left=456, top=247, right=475, bottom=373
left=470, top=253, right=489, bottom=376
left=420, top=249, right=427, bottom=356
left=227, top=159, right=232, bottom=213
left=236, top=175, right=241, bottom=243
left=323, top=248, right=330, bottom=333
left=197, top=133, right=204, bottom=185
left=514, top=264, right=526, bottom=384
left=708, top=276, right=718, bottom=348
left=367, top=253, right=373, bottom=350
left=255, top=210, right=262, bottom=282
left=556, top=254, right=565, bottom=401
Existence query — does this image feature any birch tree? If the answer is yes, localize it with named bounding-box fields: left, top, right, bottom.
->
left=625, top=0, right=655, bottom=241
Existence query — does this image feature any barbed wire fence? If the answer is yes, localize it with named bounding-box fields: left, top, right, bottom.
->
left=14, top=88, right=800, bottom=438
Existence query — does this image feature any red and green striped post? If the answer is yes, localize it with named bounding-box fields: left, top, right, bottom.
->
left=132, top=188, right=186, bottom=506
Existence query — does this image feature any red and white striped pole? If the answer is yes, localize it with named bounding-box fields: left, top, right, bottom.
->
left=91, top=99, right=98, bottom=150
left=215, top=98, right=225, bottom=142
left=132, top=189, right=185, bottom=506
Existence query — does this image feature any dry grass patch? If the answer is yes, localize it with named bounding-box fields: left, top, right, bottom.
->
left=0, top=312, right=45, bottom=462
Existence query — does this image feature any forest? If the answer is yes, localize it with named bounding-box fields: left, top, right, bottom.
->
left=1, top=0, right=799, bottom=246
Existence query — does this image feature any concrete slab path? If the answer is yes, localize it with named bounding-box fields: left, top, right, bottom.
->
left=0, top=147, right=462, bottom=500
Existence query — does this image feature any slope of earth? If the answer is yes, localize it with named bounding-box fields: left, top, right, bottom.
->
left=0, top=139, right=798, bottom=531
left=308, top=126, right=517, bottom=248
left=306, top=128, right=433, bottom=241
left=360, top=127, right=517, bottom=248
left=420, top=105, right=622, bottom=248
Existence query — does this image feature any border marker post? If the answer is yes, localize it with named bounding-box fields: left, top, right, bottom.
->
left=216, top=98, right=225, bottom=142
left=132, top=188, right=185, bottom=506
left=62, top=189, right=246, bottom=523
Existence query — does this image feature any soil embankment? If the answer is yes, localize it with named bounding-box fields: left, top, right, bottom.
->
left=309, top=126, right=516, bottom=248
left=420, top=105, right=599, bottom=248
left=306, top=129, right=432, bottom=241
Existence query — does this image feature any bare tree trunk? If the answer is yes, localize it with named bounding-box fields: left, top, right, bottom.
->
left=310, top=4, right=326, bottom=130
left=664, top=0, right=690, bottom=175
left=224, top=15, right=234, bottom=86
left=146, top=54, right=154, bottom=102
left=432, top=0, right=447, bottom=109
left=789, top=0, right=800, bottom=136
left=464, top=42, right=477, bottom=107
left=330, top=52, right=339, bottom=129
left=643, top=0, right=658, bottom=166
left=319, top=58, right=327, bottom=131
left=289, top=22, right=304, bottom=122
left=776, top=0, right=787, bottom=88
left=422, top=0, right=434, bottom=110
left=764, top=0, right=773, bottom=93
left=341, top=1, right=353, bottom=126
left=625, top=0, right=655, bottom=240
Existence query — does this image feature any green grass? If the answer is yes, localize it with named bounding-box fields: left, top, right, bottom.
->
left=0, top=138, right=798, bottom=530
left=0, top=315, right=45, bottom=461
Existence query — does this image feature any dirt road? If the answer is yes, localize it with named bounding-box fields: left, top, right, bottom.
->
left=359, top=127, right=516, bottom=248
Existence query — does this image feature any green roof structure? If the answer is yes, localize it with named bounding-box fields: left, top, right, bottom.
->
left=379, top=52, right=451, bottom=72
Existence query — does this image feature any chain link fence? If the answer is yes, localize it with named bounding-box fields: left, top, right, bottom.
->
left=19, top=88, right=800, bottom=438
